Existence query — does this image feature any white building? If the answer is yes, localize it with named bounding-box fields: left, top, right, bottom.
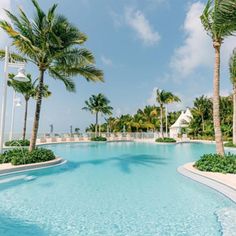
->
left=169, top=108, right=193, bottom=138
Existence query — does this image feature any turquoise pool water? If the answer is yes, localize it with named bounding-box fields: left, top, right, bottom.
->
left=0, top=142, right=235, bottom=235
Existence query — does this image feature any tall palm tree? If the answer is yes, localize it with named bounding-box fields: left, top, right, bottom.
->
left=229, top=50, right=236, bottom=144
left=156, top=89, right=181, bottom=137
left=200, top=0, right=236, bottom=155
left=8, top=74, right=51, bottom=140
left=0, top=0, right=103, bottom=151
left=83, top=94, right=113, bottom=137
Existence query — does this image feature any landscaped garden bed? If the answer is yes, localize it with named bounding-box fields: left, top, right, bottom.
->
left=5, top=139, right=30, bottom=147
left=0, top=148, right=55, bottom=166
left=194, top=153, right=236, bottom=174
left=155, top=137, right=176, bottom=143
left=91, top=136, right=107, bottom=141
left=224, top=141, right=236, bottom=148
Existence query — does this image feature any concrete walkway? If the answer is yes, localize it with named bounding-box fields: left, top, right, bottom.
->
left=178, top=162, right=236, bottom=203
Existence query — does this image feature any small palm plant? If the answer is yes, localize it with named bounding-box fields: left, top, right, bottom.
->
left=8, top=74, right=51, bottom=140
left=156, top=89, right=181, bottom=137
left=83, top=94, right=113, bottom=137
left=200, top=0, right=236, bottom=155
left=229, top=49, right=236, bottom=145
left=0, top=0, right=103, bottom=151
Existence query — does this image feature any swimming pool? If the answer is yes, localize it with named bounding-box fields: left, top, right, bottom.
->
left=0, top=142, right=235, bottom=235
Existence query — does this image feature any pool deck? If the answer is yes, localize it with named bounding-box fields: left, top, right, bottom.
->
left=0, top=157, right=65, bottom=176
left=178, top=162, right=236, bottom=203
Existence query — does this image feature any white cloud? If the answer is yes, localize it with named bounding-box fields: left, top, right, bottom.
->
left=0, top=0, right=11, bottom=48
left=125, top=7, right=160, bottom=46
left=170, top=1, right=236, bottom=77
left=170, top=2, right=212, bottom=76
left=147, top=87, right=157, bottom=105
left=101, top=55, right=113, bottom=66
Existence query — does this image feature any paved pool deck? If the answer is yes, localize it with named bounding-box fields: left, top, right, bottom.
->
left=178, top=162, right=236, bottom=203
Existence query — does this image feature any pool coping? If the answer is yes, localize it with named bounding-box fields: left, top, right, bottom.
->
left=178, top=163, right=236, bottom=203
left=0, top=157, right=66, bottom=177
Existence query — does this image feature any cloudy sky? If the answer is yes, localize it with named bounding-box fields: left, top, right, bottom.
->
left=0, top=0, right=236, bottom=135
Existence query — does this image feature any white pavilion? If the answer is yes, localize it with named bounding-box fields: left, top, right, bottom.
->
left=169, top=108, right=193, bottom=138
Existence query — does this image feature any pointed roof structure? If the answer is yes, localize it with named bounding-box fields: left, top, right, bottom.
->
left=170, top=108, right=193, bottom=128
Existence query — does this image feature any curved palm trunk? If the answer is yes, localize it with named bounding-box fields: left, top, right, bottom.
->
left=95, top=112, right=98, bottom=137
left=22, top=98, right=29, bottom=140
left=160, top=105, right=163, bottom=138
left=213, top=43, right=224, bottom=155
left=29, top=70, right=45, bottom=151
left=233, top=83, right=236, bottom=145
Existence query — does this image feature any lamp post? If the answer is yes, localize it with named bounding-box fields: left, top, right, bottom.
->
left=0, top=46, right=29, bottom=152
left=165, top=106, right=168, bottom=137
left=50, top=124, right=54, bottom=136
left=9, top=91, right=22, bottom=141
left=70, top=125, right=73, bottom=136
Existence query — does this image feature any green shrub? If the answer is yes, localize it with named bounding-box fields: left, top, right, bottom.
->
left=91, top=136, right=107, bottom=141
left=5, top=139, right=30, bottom=147
left=0, top=148, right=55, bottom=165
left=224, top=141, right=236, bottom=148
left=155, top=137, right=176, bottom=143
left=194, top=153, right=236, bottom=174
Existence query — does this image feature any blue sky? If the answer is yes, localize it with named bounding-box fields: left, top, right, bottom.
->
left=0, top=0, right=236, bottom=135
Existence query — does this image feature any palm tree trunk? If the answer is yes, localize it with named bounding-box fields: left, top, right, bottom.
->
left=233, top=83, right=236, bottom=145
left=213, top=42, right=224, bottom=155
left=29, top=69, right=45, bottom=152
left=95, top=112, right=98, bottom=137
left=160, top=105, right=163, bottom=138
left=201, top=115, right=205, bottom=133
left=22, top=98, right=29, bottom=140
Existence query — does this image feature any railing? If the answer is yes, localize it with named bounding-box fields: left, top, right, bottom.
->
left=7, top=132, right=171, bottom=144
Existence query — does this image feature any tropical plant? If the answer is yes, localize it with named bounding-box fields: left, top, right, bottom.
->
left=200, top=0, right=236, bottom=155
left=83, top=94, right=113, bottom=136
left=8, top=73, right=51, bottom=140
left=0, top=148, right=55, bottom=165
left=155, top=137, right=176, bottom=143
left=91, top=136, right=107, bottom=141
left=191, top=96, right=212, bottom=133
left=229, top=49, right=236, bottom=145
left=5, top=139, right=30, bottom=147
left=0, top=0, right=103, bottom=151
left=156, top=89, right=180, bottom=137
left=195, top=153, right=236, bottom=174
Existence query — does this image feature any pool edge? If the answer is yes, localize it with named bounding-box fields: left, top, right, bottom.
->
left=0, top=157, right=66, bottom=177
left=178, top=164, right=236, bottom=204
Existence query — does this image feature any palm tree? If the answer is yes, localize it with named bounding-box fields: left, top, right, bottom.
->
left=229, top=49, right=236, bottom=144
left=200, top=0, right=236, bottom=155
left=156, top=89, right=181, bottom=137
left=83, top=94, right=113, bottom=137
left=8, top=74, right=51, bottom=140
left=0, top=0, right=103, bottom=151
left=192, top=96, right=212, bottom=133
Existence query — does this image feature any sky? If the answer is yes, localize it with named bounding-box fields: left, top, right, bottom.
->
left=0, top=0, right=236, bottom=135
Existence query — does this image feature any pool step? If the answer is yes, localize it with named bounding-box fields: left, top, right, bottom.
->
left=215, top=208, right=236, bottom=236
left=0, top=175, right=36, bottom=184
